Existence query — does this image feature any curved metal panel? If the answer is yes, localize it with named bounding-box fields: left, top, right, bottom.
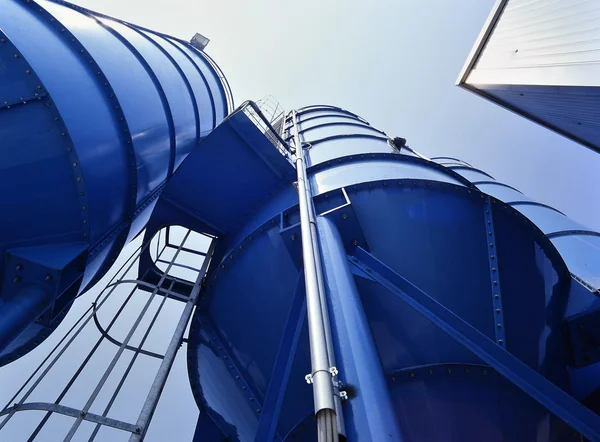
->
left=552, top=235, right=600, bottom=292
left=301, top=122, right=385, bottom=141
left=514, top=205, right=588, bottom=236
left=449, top=166, right=495, bottom=180
left=310, top=160, right=466, bottom=194
left=171, top=40, right=228, bottom=126
left=297, top=114, right=369, bottom=131
left=42, top=2, right=169, bottom=205
left=0, top=0, right=229, bottom=364
left=165, top=40, right=216, bottom=140
left=474, top=182, right=529, bottom=203
left=3, top=0, right=131, bottom=243
left=305, top=136, right=393, bottom=166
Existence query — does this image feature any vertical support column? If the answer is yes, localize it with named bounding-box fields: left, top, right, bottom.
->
left=484, top=196, right=506, bottom=347
left=317, top=216, right=404, bottom=441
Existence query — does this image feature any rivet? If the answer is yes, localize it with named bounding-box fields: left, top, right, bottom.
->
left=429, top=369, right=433, bottom=375
left=497, top=323, right=502, bottom=328
left=15, top=264, right=23, bottom=271
left=410, top=372, right=415, bottom=377
left=25, top=69, right=31, bottom=74
left=495, top=309, right=501, bottom=314
left=45, top=274, right=52, bottom=281
left=249, top=398, right=254, bottom=402
left=494, top=294, right=499, bottom=299
left=256, top=409, right=261, bottom=413
left=391, top=376, right=396, bottom=382
left=341, top=213, right=348, bottom=220
left=498, top=339, right=504, bottom=344
left=0, top=38, right=5, bottom=43
left=491, top=255, right=495, bottom=259
left=489, top=243, right=494, bottom=247
left=488, top=232, right=492, bottom=236
left=14, top=54, right=19, bottom=58
left=62, top=132, right=67, bottom=137
left=352, top=239, right=359, bottom=246
left=291, top=234, right=296, bottom=241
left=82, top=206, right=86, bottom=210
left=493, top=281, right=498, bottom=285
left=492, top=268, right=497, bottom=272
left=13, top=276, right=20, bottom=283
left=242, top=386, right=247, bottom=390
left=72, top=162, right=77, bottom=166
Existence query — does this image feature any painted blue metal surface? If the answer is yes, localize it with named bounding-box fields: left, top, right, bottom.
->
left=318, top=217, right=403, bottom=441
left=0, top=0, right=230, bottom=364
left=146, top=104, right=600, bottom=441
left=351, top=247, right=600, bottom=440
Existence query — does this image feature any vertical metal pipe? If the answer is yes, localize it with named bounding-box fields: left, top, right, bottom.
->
left=129, top=240, right=214, bottom=442
left=291, top=111, right=337, bottom=439
left=309, top=203, right=346, bottom=437
left=317, top=216, right=404, bottom=441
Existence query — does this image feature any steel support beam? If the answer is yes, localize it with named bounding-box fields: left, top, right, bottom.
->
left=254, top=273, right=307, bottom=442
left=349, top=247, right=600, bottom=441
left=318, top=217, right=404, bottom=441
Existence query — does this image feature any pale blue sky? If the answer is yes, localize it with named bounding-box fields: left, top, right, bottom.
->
left=2, top=1, right=600, bottom=441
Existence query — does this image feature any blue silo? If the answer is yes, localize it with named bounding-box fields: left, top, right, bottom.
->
left=134, top=103, right=600, bottom=441
left=0, top=0, right=231, bottom=364
left=2, top=1, right=600, bottom=440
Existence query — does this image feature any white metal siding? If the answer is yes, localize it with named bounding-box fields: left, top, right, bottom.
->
left=467, top=0, right=600, bottom=87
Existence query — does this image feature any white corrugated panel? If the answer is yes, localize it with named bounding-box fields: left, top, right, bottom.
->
left=467, top=0, right=600, bottom=87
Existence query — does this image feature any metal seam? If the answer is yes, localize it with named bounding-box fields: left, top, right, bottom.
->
left=162, top=37, right=218, bottom=139
left=484, top=196, right=506, bottom=347
left=75, top=12, right=178, bottom=186
left=0, top=26, right=89, bottom=241
left=449, top=165, right=496, bottom=180
left=472, top=180, right=525, bottom=194
left=547, top=230, right=600, bottom=239
left=298, top=121, right=385, bottom=137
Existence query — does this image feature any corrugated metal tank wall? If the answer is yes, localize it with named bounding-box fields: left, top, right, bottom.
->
left=0, top=0, right=231, bottom=364
left=185, top=105, right=599, bottom=441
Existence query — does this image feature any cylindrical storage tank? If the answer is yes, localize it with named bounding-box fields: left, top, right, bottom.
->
left=0, top=0, right=231, bottom=364
left=185, top=105, right=600, bottom=441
